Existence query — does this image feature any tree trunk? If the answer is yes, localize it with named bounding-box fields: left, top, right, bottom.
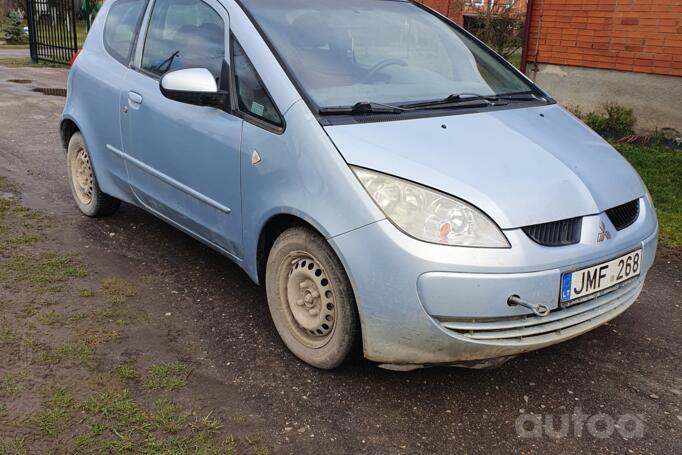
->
left=1, top=0, right=25, bottom=18
left=1, top=0, right=10, bottom=19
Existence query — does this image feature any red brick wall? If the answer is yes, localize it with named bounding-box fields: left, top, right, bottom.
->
left=525, top=0, right=682, bottom=77
left=416, top=0, right=465, bottom=25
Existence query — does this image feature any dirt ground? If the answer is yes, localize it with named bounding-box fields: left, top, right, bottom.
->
left=0, top=64, right=680, bottom=454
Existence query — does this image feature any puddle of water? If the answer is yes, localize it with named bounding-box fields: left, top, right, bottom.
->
left=7, top=79, right=33, bottom=84
left=32, top=87, right=67, bottom=97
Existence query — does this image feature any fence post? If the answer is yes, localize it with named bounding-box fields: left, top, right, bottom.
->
left=25, top=0, right=39, bottom=63
left=70, top=0, right=79, bottom=53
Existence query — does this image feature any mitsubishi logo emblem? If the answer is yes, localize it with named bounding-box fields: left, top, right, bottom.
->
left=597, top=221, right=612, bottom=243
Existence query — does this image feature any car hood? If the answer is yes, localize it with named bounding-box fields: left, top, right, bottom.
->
left=324, top=104, right=644, bottom=229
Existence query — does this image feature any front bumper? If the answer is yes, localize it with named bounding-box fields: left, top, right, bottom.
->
left=330, top=198, right=658, bottom=366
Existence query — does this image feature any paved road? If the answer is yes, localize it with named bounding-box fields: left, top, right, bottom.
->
left=1, top=64, right=680, bottom=454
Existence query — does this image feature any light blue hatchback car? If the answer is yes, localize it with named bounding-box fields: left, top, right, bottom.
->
left=61, top=0, right=658, bottom=370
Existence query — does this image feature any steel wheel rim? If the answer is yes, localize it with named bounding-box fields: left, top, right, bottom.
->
left=283, top=252, right=337, bottom=349
left=70, top=146, right=94, bottom=205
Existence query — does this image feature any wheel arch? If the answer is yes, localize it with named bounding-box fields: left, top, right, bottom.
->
left=255, top=213, right=367, bottom=361
left=256, top=213, right=317, bottom=286
left=60, top=116, right=81, bottom=151
left=58, top=113, right=136, bottom=206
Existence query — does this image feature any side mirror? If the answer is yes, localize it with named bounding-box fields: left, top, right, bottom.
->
left=160, top=68, right=227, bottom=108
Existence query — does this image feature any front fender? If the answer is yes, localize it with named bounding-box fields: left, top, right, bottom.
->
left=240, top=101, right=385, bottom=284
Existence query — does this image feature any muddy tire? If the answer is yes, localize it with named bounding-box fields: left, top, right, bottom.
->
left=266, top=227, right=359, bottom=369
left=67, top=132, right=120, bottom=217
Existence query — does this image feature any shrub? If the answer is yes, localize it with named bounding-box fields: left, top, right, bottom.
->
left=2, top=9, right=26, bottom=44
left=572, top=103, right=636, bottom=137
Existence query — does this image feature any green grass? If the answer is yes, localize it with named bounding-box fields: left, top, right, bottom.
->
left=144, top=362, right=191, bottom=391
left=81, top=390, right=146, bottom=429
left=0, top=374, right=19, bottom=399
left=44, top=341, right=94, bottom=368
left=0, top=326, right=17, bottom=345
left=32, top=387, right=74, bottom=436
left=101, top=278, right=136, bottom=305
left=616, top=143, right=682, bottom=248
left=151, top=399, right=186, bottom=434
left=1, top=254, right=87, bottom=289
left=0, top=174, right=248, bottom=453
left=0, top=57, right=65, bottom=68
left=69, top=313, right=89, bottom=322
left=79, top=288, right=94, bottom=298
left=114, top=363, right=138, bottom=382
left=77, top=390, right=235, bottom=454
left=0, top=176, right=18, bottom=193
left=36, top=310, right=66, bottom=326
left=247, top=433, right=268, bottom=455
left=0, top=437, right=27, bottom=455
left=6, top=233, right=40, bottom=246
left=0, top=189, right=42, bottom=234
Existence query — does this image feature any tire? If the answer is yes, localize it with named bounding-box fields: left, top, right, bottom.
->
left=66, top=132, right=121, bottom=217
left=266, top=227, right=359, bottom=369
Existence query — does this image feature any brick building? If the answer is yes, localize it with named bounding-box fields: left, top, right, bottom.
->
left=416, top=0, right=464, bottom=24
left=418, top=0, right=681, bottom=131
left=523, top=0, right=682, bottom=132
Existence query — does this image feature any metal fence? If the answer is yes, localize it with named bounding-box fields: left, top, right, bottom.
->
left=25, top=0, right=79, bottom=64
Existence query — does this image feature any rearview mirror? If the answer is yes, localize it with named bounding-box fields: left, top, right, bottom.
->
left=160, top=68, right=227, bottom=108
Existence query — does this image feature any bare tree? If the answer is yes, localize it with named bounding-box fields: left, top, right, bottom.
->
left=2, top=0, right=25, bottom=18
left=467, top=0, right=526, bottom=60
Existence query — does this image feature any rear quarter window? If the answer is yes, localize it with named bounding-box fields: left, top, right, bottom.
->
left=104, top=0, right=146, bottom=65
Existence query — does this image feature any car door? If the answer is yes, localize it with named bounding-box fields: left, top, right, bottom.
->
left=120, top=0, right=243, bottom=258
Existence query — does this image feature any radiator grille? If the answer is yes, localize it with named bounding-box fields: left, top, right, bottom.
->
left=606, top=199, right=640, bottom=231
left=522, top=217, right=582, bottom=246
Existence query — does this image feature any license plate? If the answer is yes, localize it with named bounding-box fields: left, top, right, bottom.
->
left=561, top=249, right=642, bottom=303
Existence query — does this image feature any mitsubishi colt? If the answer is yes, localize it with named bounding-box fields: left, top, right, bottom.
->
left=61, top=0, right=658, bottom=370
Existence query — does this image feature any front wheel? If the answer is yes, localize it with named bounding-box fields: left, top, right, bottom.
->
left=66, top=132, right=121, bottom=217
left=266, top=227, right=359, bottom=369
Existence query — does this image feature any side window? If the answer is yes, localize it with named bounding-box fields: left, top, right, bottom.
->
left=141, top=0, right=225, bottom=80
left=233, top=40, right=283, bottom=128
left=103, top=0, right=146, bottom=65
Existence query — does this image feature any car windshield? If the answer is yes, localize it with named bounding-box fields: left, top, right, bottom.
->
left=242, top=0, right=534, bottom=110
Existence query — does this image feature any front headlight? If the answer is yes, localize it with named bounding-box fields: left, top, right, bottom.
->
left=352, top=167, right=509, bottom=248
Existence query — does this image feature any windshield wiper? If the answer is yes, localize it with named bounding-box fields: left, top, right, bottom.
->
left=399, top=92, right=549, bottom=110
left=399, top=93, right=504, bottom=110
left=319, top=101, right=407, bottom=116
left=319, top=93, right=549, bottom=116
left=152, top=50, right=180, bottom=74
left=497, top=92, right=548, bottom=102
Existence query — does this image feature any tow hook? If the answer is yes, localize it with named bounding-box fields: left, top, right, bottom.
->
left=508, top=295, right=551, bottom=317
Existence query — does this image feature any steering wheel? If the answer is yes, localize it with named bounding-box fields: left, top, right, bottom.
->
left=362, top=58, right=408, bottom=83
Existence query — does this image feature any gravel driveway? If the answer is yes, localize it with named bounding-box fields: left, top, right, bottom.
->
left=1, top=64, right=680, bottom=454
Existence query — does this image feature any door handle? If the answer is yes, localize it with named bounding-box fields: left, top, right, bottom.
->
left=128, top=91, right=143, bottom=105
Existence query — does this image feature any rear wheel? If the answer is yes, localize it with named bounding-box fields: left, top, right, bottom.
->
left=67, top=132, right=120, bottom=217
left=266, top=227, right=359, bottom=369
